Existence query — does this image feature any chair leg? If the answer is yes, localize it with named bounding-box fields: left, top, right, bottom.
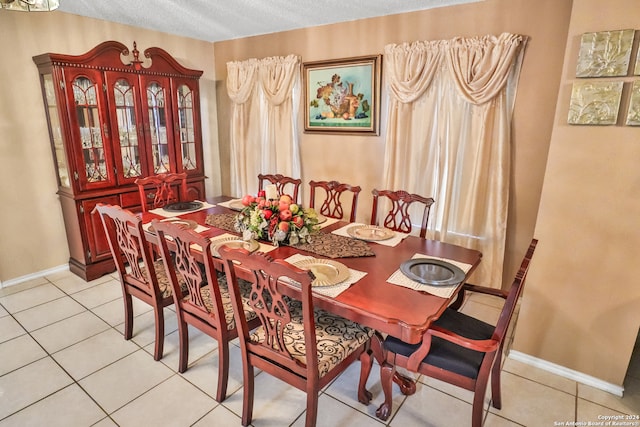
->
left=177, top=318, right=190, bottom=373
left=123, top=293, right=134, bottom=340
left=375, top=361, right=396, bottom=421
left=473, top=370, right=491, bottom=427
left=490, top=352, right=503, bottom=409
left=241, top=365, right=254, bottom=427
left=305, top=391, right=319, bottom=427
left=357, top=347, right=373, bottom=404
left=215, top=340, right=229, bottom=402
left=153, top=305, right=165, bottom=361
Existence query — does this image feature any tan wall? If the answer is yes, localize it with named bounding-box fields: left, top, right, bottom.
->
left=213, top=0, right=572, bottom=289
left=0, top=12, right=219, bottom=282
left=514, top=0, right=640, bottom=386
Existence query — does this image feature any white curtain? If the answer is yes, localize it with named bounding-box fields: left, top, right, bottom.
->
left=227, top=55, right=301, bottom=197
left=383, top=33, right=526, bottom=288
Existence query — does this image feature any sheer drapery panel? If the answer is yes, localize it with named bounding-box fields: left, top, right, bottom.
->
left=227, top=55, right=301, bottom=197
left=382, top=33, right=526, bottom=288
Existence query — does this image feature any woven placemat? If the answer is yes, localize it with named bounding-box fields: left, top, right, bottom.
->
left=205, top=213, right=374, bottom=258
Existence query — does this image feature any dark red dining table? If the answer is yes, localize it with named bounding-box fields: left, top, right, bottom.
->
left=142, top=196, right=483, bottom=417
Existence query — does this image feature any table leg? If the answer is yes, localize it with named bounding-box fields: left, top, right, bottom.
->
left=369, top=332, right=418, bottom=421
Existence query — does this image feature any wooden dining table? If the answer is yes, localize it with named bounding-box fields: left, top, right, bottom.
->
left=142, top=196, right=483, bottom=419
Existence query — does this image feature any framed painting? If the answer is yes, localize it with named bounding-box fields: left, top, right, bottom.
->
left=303, top=55, right=381, bottom=135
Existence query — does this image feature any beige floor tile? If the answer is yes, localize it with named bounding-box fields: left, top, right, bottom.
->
left=150, top=323, right=218, bottom=372
left=488, top=371, right=576, bottom=425
left=70, top=279, right=122, bottom=309
left=30, top=311, right=109, bottom=353
left=0, top=334, right=47, bottom=376
left=115, top=306, right=178, bottom=349
left=0, top=277, right=50, bottom=298
left=465, top=291, right=506, bottom=309
left=92, top=417, right=119, bottom=427
left=192, top=404, right=241, bottom=426
left=92, top=297, right=153, bottom=327
left=0, top=384, right=105, bottom=427
left=111, top=375, right=216, bottom=427
left=503, top=356, right=577, bottom=395
left=79, top=349, right=174, bottom=413
left=0, top=357, right=73, bottom=420
left=325, top=358, right=410, bottom=420
left=224, top=372, right=308, bottom=426
left=13, top=296, right=86, bottom=332
left=292, top=393, right=384, bottom=427
left=0, top=283, right=66, bottom=314
left=52, top=328, right=139, bottom=380
left=178, top=340, right=245, bottom=399
left=49, top=272, right=112, bottom=295
left=577, top=397, right=626, bottom=424
left=459, top=299, right=501, bottom=325
left=578, top=376, right=640, bottom=415
left=0, top=316, right=25, bottom=344
left=0, top=304, right=7, bottom=318
left=419, top=375, right=480, bottom=405
left=389, top=382, right=475, bottom=427
left=483, top=412, right=525, bottom=426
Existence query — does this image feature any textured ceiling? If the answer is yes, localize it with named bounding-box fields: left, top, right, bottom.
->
left=57, top=0, right=482, bottom=42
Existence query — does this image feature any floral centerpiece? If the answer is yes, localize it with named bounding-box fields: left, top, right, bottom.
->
left=234, top=191, right=320, bottom=246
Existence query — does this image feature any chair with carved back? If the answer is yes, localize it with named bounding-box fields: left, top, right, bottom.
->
left=364, top=239, right=538, bottom=426
left=135, top=172, right=188, bottom=212
left=370, top=189, right=435, bottom=238
left=309, top=180, right=361, bottom=223
left=151, top=219, right=259, bottom=402
left=258, top=173, right=302, bottom=203
left=218, top=247, right=374, bottom=427
left=94, top=203, right=179, bottom=361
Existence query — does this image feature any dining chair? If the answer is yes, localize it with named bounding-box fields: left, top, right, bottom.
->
left=366, top=239, right=538, bottom=425
left=135, top=172, right=188, bottom=212
left=151, top=219, right=258, bottom=402
left=94, top=203, right=180, bottom=361
left=309, top=180, right=361, bottom=222
left=370, top=189, right=435, bottom=238
left=258, top=173, right=302, bottom=203
left=218, top=247, right=374, bottom=427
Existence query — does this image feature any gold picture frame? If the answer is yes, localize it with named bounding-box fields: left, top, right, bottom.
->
left=303, top=55, right=381, bottom=135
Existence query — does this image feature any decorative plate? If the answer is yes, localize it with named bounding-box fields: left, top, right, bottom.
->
left=228, top=200, right=245, bottom=211
left=400, top=259, right=466, bottom=287
left=163, top=201, right=203, bottom=212
left=148, top=218, right=198, bottom=233
left=346, top=225, right=395, bottom=241
left=292, top=258, right=350, bottom=287
left=210, top=237, right=260, bottom=258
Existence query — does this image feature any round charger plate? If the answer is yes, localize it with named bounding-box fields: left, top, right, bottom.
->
left=292, top=258, right=350, bottom=287
left=148, top=218, right=198, bottom=233
left=210, top=237, right=260, bottom=258
left=228, top=200, right=245, bottom=211
left=400, top=258, right=466, bottom=287
left=163, top=201, right=203, bottom=212
left=346, top=225, right=395, bottom=241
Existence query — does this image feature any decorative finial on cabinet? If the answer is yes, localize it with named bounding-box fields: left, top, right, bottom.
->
left=131, top=41, right=143, bottom=70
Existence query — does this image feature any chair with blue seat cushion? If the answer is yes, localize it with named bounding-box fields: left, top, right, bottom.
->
left=367, top=239, right=538, bottom=426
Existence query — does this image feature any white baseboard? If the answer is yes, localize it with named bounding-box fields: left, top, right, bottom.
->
left=508, top=350, right=624, bottom=397
left=0, top=264, right=69, bottom=289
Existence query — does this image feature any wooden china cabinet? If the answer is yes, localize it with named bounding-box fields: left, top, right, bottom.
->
left=33, top=41, right=206, bottom=280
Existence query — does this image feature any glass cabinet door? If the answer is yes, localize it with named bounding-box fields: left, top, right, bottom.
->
left=42, top=73, right=70, bottom=188
left=141, top=76, right=175, bottom=175
left=105, top=72, right=147, bottom=184
left=174, top=79, right=203, bottom=175
left=64, top=69, right=115, bottom=190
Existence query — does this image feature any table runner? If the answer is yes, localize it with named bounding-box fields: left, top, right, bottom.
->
left=205, top=213, right=375, bottom=258
left=387, top=254, right=473, bottom=298
left=284, top=254, right=367, bottom=298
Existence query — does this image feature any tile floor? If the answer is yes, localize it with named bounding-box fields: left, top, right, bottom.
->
left=0, top=270, right=639, bottom=426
